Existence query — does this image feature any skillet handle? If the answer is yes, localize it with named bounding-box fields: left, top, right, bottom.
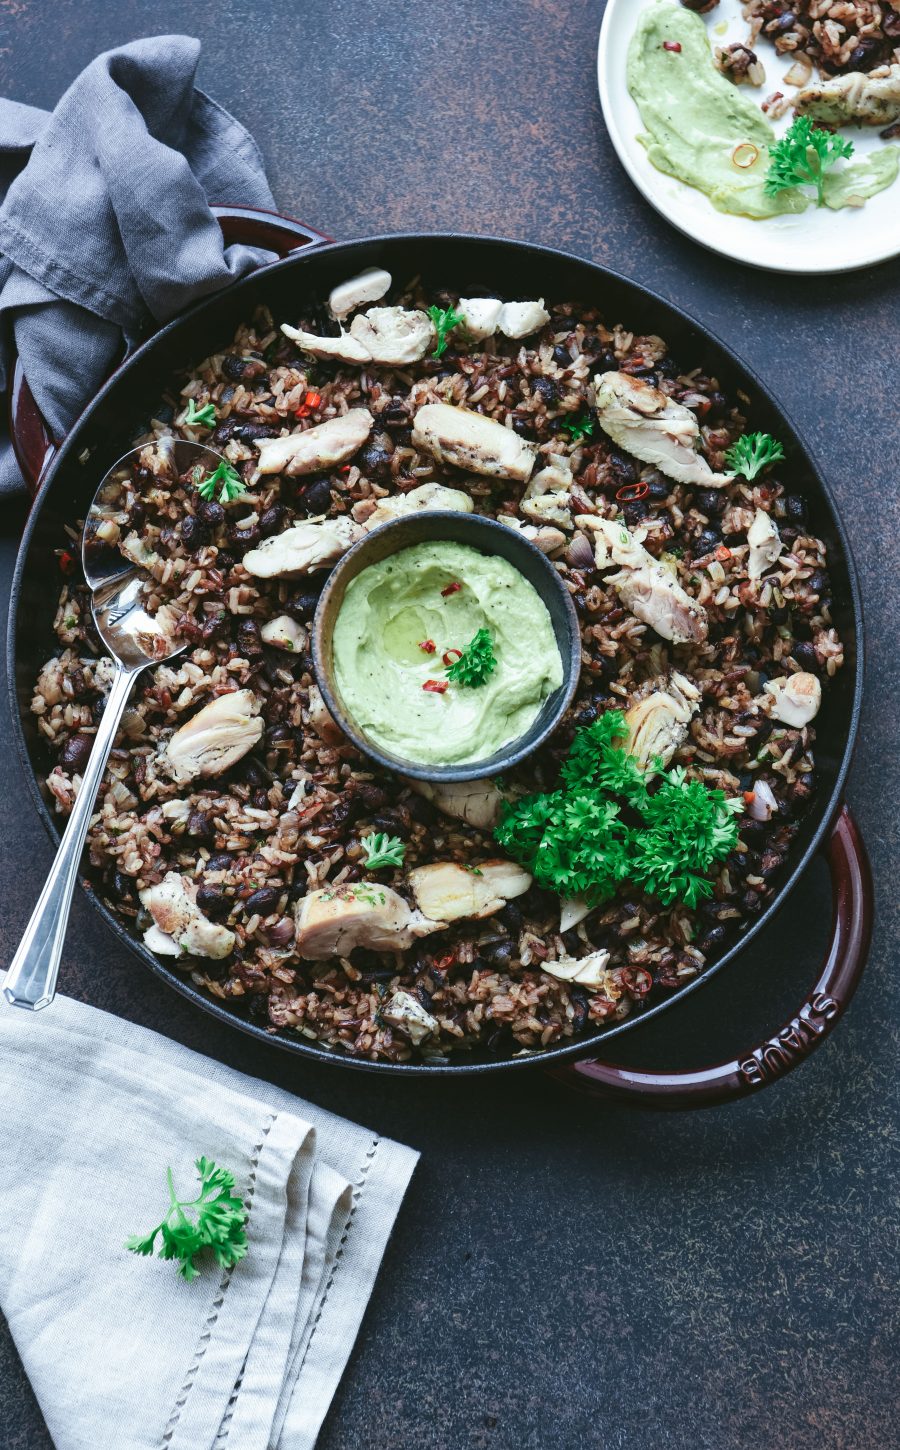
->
left=547, top=805, right=873, bottom=1110
left=8, top=205, right=331, bottom=495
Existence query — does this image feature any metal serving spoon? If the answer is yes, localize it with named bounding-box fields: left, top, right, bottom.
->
left=5, top=438, right=226, bottom=1011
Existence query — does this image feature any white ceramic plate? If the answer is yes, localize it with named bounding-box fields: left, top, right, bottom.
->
left=598, top=0, right=900, bottom=273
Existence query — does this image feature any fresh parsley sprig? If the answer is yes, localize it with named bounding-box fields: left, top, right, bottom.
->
left=724, top=431, right=785, bottom=481
left=184, top=399, right=217, bottom=427
left=196, top=459, right=247, bottom=504
left=561, top=412, right=594, bottom=443
left=765, top=116, right=854, bottom=208
left=126, top=1157, right=248, bottom=1283
left=427, top=304, right=465, bottom=359
left=360, top=832, right=406, bottom=870
left=495, top=710, right=743, bottom=908
left=445, top=628, right=497, bottom=688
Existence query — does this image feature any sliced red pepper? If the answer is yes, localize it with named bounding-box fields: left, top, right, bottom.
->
left=615, top=481, right=650, bottom=502
left=58, top=549, right=74, bottom=574
left=743, top=790, right=756, bottom=805
left=423, top=679, right=448, bottom=693
left=441, top=581, right=462, bottom=597
left=663, top=40, right=682, bottom=52
left=305, top=390, right=322, bottom=408
left=442, top=648, right=463, bottom=666
left=418, top=639, right=436, bottom=653
left=295, top=403, right=311, bottom=418
left=715, top=545, right=732, bottom=562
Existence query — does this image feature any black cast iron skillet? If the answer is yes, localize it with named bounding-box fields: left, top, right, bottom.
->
left=7, top=209, right=874, bottom=1106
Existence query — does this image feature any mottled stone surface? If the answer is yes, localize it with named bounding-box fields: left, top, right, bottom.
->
left=1, top=1, right=899, bottom=1447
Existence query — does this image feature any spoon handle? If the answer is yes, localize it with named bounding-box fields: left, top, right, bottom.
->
left=5, top=664, right=139, bottom=1011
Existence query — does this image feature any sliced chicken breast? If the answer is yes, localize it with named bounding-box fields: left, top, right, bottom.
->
left=328, top=267, right=392, bottom=320
left=294, top=883, right=443, bottom=959
left=585, top=517, right=708, bottom=645
left=243, top=517, right=364, bottom=578
left=498, top=299, right=550, bottom=338
left=746, top=507, right=783, bottom=581
left=412, top=402, right=536, bottom=483
left=795, top=64, right=900, bottom=126
left=764, top=672, right=821, bottom=727
left=280, top=323, right=372, bottom=365
left=458, top=297, right=503, bottom=340
left=405, top=777, right=504, bottom=831
left=363, top=482, right=474, bottom=530
left=594, top=372, right=733, bottom=489
left=140, top=872, right=235, bottom=960
left=349, top=306, right=435, bottom=365
left=161, top=689, right=263, bottom=783
left=623, top=671, right=701, bottom=769
left=541, top=950, right=616, bottom=991
left=255, top=408, right=374, bottom=477
left=407, top=860, right=531, bottom=923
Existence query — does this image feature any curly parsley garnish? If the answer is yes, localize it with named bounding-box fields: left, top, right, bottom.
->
left=495, top=710, right=742, bottom=908
left=427, top=304, right=465, bottom=359
left=184, top=399, right=217, bottom=427
left=724, top=431, right=785, bottom=481
left=561, top=412, right=594, bottom=443
left=197, top=459, right=247, bottom=504
left=445, top=628, right=497, bottom=688
left=126, top=1157, right=248, bottom=1283
left=360, top=832, right=406, bottom=870
left=765, top=116, right=854, bottom=208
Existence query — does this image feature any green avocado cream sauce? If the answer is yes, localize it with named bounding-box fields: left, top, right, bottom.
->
left=628, top=2, right=898, bottom=219
left=331, top=541, right=563, bottom=766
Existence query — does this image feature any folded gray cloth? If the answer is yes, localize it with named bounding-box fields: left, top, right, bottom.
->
left=0, top=35, right=278, bottom=495
left=0, top=979, right=418, bottom=1450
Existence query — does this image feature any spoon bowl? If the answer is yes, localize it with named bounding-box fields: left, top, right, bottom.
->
left=4, top=438, right=228, bottom=1010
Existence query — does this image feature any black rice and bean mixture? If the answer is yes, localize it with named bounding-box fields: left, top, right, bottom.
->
left=33, top=278, right=843, bottom=1063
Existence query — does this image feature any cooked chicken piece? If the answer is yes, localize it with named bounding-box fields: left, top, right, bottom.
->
left=363, top=482, right=474, bottom=530
left=261, top=614, right=307, bottom=652
left=593, top=372, right=733, bottom=489
left=496, top=515, right=567, bottom=555
left=498, top=299, right=550, bottom=338
left=520, top=491, right=572, bottom=529
left=795, top=65, right=900, bottom=126
left=140, top=872, right=235, bottom=960
left=412, top=403, right=536, bottom=483
left=406, top=777, right=504, bottom=831
left=243, top=516, right=364, bottom=578
left=623, top=671, right=701, bottom=769
left=255, top=408, right=374, bottom=477
left=294, top=883, right=443, bottom=959
left=764, top=672, right=822, bottom=727
left=584, top=517, right=708, bottom=644
left=746, top=507, right=783, bottom=581
left=279, top=323, right=372, bottom=365
left=348, top=306, right=435, bottom=365
left=328, top=266, right=392, bottom=319
left=161, top=689, right=264, bottom=783
left=383, top=990, right=439, bottom=1046
left=458, top=297, right=503, bottom=340
left=559, top=897, right=591, bottom=933
left=524, top=454, right=572, bottom=500
left=541, top=950, right=615, bottom=991
left=407, top=860, right=531, bottom=923
left=307, top=683, right=343, bottom=746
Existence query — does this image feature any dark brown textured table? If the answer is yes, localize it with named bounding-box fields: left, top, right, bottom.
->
left=1, top=3, right=899, bottom=1447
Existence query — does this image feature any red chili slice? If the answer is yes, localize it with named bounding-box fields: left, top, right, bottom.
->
left=423, top=679, right=448, bottom=693
left=305, top=390, right=322, bottom=408
left=441, top=581, right=462, bottom=597
left=418, top=639, right=436, bottom=653
left=615, top=481, right=650, bottom=502
left=715, top=545, right=732, bottom=562
left=58, top=549, right=74, bottom=574
left=442, top=648, right=463, bottom=666
left=663, top=40, right=682, bottom=51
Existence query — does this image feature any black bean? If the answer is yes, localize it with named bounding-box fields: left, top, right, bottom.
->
left=180, top=515, right=209, bottom=551
left=360, top=444, right=392, bottom=478
left=154, top=402, right=175, bottom=425
left=197, top=498, right=226, bottom=530
left=258, top=503, right=286, bottom=537
left=245, top=886, right=280, bottom=916
left=552, top=344, right=571, bottom=368
left=845, top=37, right=886, bottom=70
left=694, top=526, right=722, bottom=555
left=697, top=925, right=728, bottom=955
left=807, top=568, right=829, bottom=595
left=352, top=782, right=388, bottom=811
left=59, top=732, right=94, bottom=774
left=596, top=349, right=618, bottom=373
left=646, top=478, right=670, bottom=501
left=406, top=794, right=437, bottom=826
left=252, top=787, right=270, bottom=810
left=197, top=884, right=230, bottom=917
left=696, top=488, right=726, bottom=517
left=299, top=478, right=333, bottom=515
left=382, top=402, right=410, bottom=427
left=483, top=941, right=515, bottom=969
left=241, top=758, right=268, bottom=787
left=200, top=614, right=227, bottom=642
left=206, top=852, right=234, bottom=873
left=573, top=704, right=598, bottom=728
left=212, top=417, right=278, bottom=446
left=608, top=450, right=638, bottom=485
left=187, top=809, right=215, bottom=840
left=128, top=501, right=146, bottom=530
left=784, top=494, right=807, bottom=525
left=237, top=620, right=263, bottom=655
left=284, top=589, right=321, bottom=622
left=531, top=377, right=557, bottom=405
left=742, top=889, right=765, bottom=914
left=111, top=870, right=134, bottom=901
left=753, top=716, right=774, bottom=745
left=680, top=0, right=719, bottom=11
left=221, top=354, right=265, bottom=381
left=229, top=519, right=260, bottom=549
left=623, top=499, right=649, bottom=525
left=791, top=641, right=820, bottom=674
left=499, top=902, right=524, bottom=934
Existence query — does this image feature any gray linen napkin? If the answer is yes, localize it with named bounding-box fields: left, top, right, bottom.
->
left=0, top=35, right=278, bottom=495
left=0, top=981, right=418, bottom=1450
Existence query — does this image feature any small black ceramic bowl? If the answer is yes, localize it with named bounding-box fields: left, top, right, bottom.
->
left=312, top=511, right=581, bottom=782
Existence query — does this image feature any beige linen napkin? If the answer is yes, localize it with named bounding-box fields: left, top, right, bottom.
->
left=0, top=980, right=417, bottom=1450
